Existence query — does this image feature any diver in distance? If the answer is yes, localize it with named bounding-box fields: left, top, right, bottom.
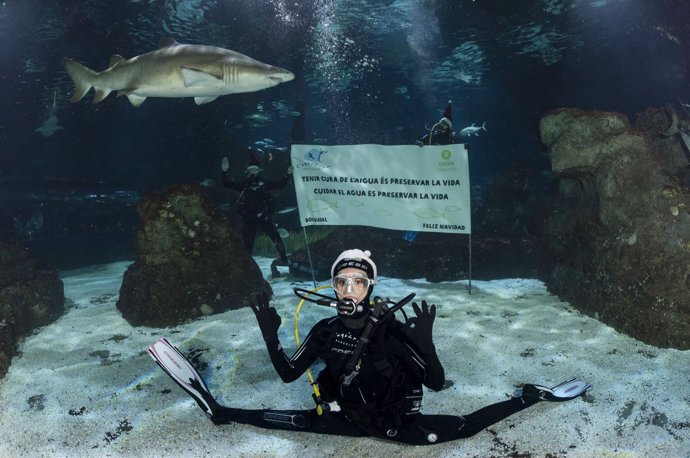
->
left=221, top=149, right=292, bottom=276
left=407, top=101, right=460, bottom=242
left=148, top=249, right=591, bottom=445
left=416, top=101, right=459, bottom=147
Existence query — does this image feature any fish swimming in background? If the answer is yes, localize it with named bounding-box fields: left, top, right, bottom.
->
left=459, top=122, right=487, bottom=137
left=35, top=90, right=62, bottom=137
left=199, top=178, right=216, bottom=188
left=276, top=206, right=297, bottom=214
left=63, top=38, right=295, bottom=107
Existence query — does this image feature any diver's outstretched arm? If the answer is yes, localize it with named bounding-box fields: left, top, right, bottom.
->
left=250, top=292, right=320, bottom=382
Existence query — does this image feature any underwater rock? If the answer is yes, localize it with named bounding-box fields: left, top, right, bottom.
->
left=635, top=106, right=690, bottom=178
left=0, top=240, right=65, bottom=379
left=116, top=184, right=271, bottom=327
left=539, top=108, right=690, bottom=349
left=472, top=164, right=549, bottom=239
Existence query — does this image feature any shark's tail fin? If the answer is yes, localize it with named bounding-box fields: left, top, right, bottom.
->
left=63, top=58, right=97, bottom=103
left=482, top=121, right=487, bottom=132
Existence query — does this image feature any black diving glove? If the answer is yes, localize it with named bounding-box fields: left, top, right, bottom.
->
left=402, top=300, right=437, bottom=354
left=249, top=291, right=281, bottom=345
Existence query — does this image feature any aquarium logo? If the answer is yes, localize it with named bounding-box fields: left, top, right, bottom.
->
left=297, top=148, right=331, bottom=172
left=304, top=148, right=327, bottom=163
left=437, top=149, right=457, bottom=171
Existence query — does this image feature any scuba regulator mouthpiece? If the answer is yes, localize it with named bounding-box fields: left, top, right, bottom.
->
left=336, top=298, right=363, bottom=316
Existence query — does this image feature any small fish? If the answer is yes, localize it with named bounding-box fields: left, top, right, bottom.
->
left=218, top=203, right=232, bottom=211
left=200, top=178, right=216, bottom=187
left=277, top=228, right=289, bottom=238
left=35, top=90, right=62, bottom=137
left=277, top=206, right=297, bottom=214
left=246, top=113, right=271, bottom=122
left=459, top=122, right=487, bottom=137
left=35, top=114, right=62, bottom=137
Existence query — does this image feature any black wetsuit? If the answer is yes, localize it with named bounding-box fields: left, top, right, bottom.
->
left=210, top=310, right=540, bottom=445
left=222, top=171, right=290, bottom=262
left=417, top=122, right=458, bottom=146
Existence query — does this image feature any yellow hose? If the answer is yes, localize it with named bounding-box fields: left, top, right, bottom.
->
left=294, top=285, right=332, bottom=415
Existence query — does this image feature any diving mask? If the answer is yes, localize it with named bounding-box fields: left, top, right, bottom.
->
left=331, top=272, right=376, bottom=296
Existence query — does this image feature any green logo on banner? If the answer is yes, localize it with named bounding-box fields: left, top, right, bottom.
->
left=441, top=149, right=452, bottom=160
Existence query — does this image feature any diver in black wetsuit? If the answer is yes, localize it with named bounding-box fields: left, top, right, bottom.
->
left=157, top=249, right=590, bottom=445
left=221, top=154, right=292, bottom=269
left=416, top=100, right=459, bottom=146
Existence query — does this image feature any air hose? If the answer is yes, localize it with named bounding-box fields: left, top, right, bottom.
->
left=293, top=287, right=416, bottom=414
left=428, top=121, right=441, bottom=145
left=294, top=285, right=331, bottom=415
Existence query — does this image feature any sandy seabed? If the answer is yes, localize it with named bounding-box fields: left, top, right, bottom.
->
left=0, top=258, right=688, bottom=457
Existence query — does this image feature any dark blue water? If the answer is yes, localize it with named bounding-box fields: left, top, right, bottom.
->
left=1, top=0, right=688, bottom=266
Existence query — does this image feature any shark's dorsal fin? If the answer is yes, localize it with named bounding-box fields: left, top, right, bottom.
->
left=159, top=37, right=180, bottom=48
left=108, top=54, right=125, bottom=69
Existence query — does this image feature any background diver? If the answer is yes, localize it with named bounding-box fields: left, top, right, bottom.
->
left=416, top=100, right=459, bottom=146
left=406, top=100, right=460, bottom=243
left=148, top=249, right=591, bottom=445
left=221, top=151, right=293, bottom=276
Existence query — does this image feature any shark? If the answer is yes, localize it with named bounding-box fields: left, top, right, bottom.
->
left=35, top=90, right=63, bottom=137
left=63, top=38, right=295, bottom=107
left=459, top=122, right=487, bottom=137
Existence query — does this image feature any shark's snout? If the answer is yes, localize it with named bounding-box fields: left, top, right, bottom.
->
left=269, top=69, right=295, bottom=83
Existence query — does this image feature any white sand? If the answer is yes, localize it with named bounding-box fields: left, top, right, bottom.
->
left=0, top=258, right=688, bottom=457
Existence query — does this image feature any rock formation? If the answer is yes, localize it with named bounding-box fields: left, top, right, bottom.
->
left=116, top=185, right=271, bottom=327
left=539, top=108, right=690, bottom=349
left=0, top=240, right=64, bottom=379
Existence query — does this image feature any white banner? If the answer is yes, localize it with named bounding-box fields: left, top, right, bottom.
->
left=290, top=144, right=471, bottom=234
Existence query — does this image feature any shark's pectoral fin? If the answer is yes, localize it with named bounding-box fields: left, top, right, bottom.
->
left=181, top=67, right=221, bottom=88
left=194, top=96, right=219, bottom=105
